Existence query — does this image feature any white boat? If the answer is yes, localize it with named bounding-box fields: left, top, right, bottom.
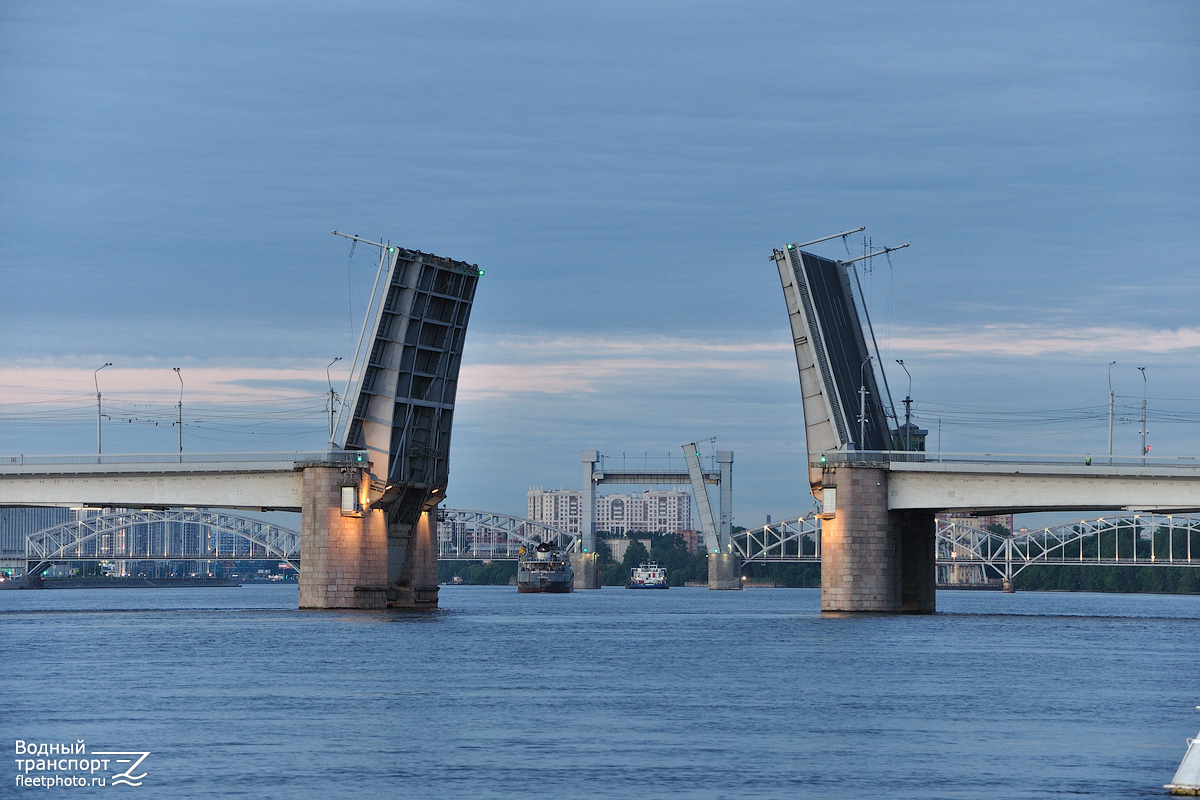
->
left=626, top=562, right=668, bottom=589
left=1166, top=707, right=1200, bottom=796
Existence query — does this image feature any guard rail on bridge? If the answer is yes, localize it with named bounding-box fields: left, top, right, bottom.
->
left=817, top=451, right=1200, bottom=471
left=1, top=451, right=366, bottom=473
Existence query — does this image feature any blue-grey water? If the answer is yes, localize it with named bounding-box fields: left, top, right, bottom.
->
left=2, top=586, right=1197, bottom=799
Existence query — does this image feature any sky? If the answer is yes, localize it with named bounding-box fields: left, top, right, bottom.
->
left=1, top=1, right=1198, bottom=527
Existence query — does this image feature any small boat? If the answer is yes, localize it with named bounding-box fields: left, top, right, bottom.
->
left=516, top=541, right=574, bottom=593
left=1166, top=706, right=1200, bottom=796
left=626, top=562, right=668, bottom=589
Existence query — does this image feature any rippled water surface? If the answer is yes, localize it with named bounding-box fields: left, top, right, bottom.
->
left=2, top=586, right=1198, bottom=799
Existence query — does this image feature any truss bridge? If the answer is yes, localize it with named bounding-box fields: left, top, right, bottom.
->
left=733, top=513, right=1200, bottom=588
left=25, top=508, right=302, bottom=576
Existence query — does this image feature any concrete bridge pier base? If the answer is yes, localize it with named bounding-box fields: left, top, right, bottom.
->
left=820, top=466, right=935, bottom=613
left=708, top=553, right=742, bottom=590
left=386, top=509, right=440, bottom=609
left=299, top=466, right=388, bottom=609
left=897, top=510, right=936, bottom=613
left=571, top=553, right=601, bottom=589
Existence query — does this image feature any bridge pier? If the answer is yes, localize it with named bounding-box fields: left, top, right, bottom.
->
left=571, top=552, right=601, bottom=589
left=820, top=466, right=935, bottom=613
left=385, top=509, right=440, bottom=609
left=299, top=465, right=388, bottom=609
left=708, top=553, right=742, bottom=589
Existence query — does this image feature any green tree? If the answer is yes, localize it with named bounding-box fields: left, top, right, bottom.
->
left=623, top=539, right=649, bottom=569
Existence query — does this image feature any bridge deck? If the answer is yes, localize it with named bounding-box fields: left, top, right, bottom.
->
left=818, top=452, right=1200, bottom=514
left=0, top=452, right=364, bottom=511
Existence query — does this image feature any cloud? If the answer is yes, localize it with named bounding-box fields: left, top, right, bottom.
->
left=458, top=335, right=793, bottom=399
left=0, top=364, right=336, bottom=404
left=886, top=325, right=1200, bottom=357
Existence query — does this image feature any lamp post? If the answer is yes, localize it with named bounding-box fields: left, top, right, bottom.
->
left=94, top=362, right=112, bottom=457
left=1107, top=361, right=1116, bottom=465
left=1138, top=366, right=1147, bottom=464
left=326, top=357, right=342, bottom=447
left=858, top=355, right=873, bottom=452
left=896, top=359, right=912, bottom=452
left=174, top=367, right=184, bottom=458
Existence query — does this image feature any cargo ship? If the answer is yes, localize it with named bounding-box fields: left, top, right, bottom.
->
left=626, top=562, right=668, bottom=589
left=517, top=541, right=574, bottom=593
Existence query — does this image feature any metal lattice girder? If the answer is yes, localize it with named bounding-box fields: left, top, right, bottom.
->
left=936, top=513, right=1200, bottom=580
left=436, top=508, right=576, bottom=561
left=734, top=514, right=822, bottom=563
left=731, top=513, right=1200, bottom=570
left=25, top=509, right=301, bottom=573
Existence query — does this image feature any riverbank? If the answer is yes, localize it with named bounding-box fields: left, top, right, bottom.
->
left=13, top=577, right=240, bottom=590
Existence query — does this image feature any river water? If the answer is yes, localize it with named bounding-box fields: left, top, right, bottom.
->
left=2, top=585, right=1197, bottom=799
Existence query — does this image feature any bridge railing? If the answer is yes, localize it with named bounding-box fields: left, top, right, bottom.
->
left=1, top=451, right=367, bottom=470
left=817, top=451, right=1200, bottom=470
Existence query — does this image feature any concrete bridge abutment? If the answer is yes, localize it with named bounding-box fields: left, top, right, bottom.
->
left=820, top=465, right=935, bottom=614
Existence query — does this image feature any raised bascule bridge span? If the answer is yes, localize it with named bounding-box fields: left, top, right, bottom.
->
left=2, top=233, right=483, bottom=610
left=771, top=230, right=1200, bottom=613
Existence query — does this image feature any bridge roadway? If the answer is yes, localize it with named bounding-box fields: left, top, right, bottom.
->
left=0, top=452, right=363, bottom=511
left=851, top=453, right=1200, bottom=514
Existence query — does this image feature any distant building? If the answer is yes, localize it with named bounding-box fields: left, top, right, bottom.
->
left=527, top=487, right=692, bottom=538
left=601, top=537, right=652, bottom=563
left=675, top=529, right=701, bottom=555
left=0, top=507, right=70, bottom=576
left=936, top=513, right=1014, bottom=533
left=527, top=488, right=583, bottom=536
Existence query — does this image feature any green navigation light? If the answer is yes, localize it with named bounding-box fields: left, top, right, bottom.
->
left=387, top=247, right=395, bottom=253
left=477, top=269, right=485, bottom=276
left=787, top=243, right=795, bottom=250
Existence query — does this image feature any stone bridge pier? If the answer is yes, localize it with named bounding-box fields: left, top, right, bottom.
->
left=819, top=465, right=935, bottom=613
left=298, top=465, right=439, bottom=610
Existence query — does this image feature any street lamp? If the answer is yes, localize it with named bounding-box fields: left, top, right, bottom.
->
left=326, top=357, right=342, bottom=447
left=857, top=355, right=874, bottom=451
left=94, top=362, right=112, bottom=457
left=896, top=359, right=912, bottom=452
left=174, top=367, right=184, bottom=457
left=1107, top=361, right=1116, bottom=464
left=1138, top=366, right=1147, bottom=464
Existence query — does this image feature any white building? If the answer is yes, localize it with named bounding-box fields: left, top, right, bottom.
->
left=527, top=487, right=691, bottom=537
left=527, top=488, right=583, bottom=536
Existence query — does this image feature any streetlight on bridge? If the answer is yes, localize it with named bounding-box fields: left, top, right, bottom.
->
left=174, top=367, right=184, bottom=458
left=94, top=362, right=112, bottom=457
left=326, top=357, right=342, bottom=447
left=1107, top=361, right=1116, bottom=465
left=896, top=359, right=912, bottom=452
left=1138, top=366, right=1148, bottom=465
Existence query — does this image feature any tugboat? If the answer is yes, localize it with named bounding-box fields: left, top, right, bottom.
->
left=626, top=562, right=669, bottom=589
left=516, top=540, right=574, bottom=593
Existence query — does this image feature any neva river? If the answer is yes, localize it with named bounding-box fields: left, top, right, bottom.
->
left=2, top=585, right=1197, bottom=799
